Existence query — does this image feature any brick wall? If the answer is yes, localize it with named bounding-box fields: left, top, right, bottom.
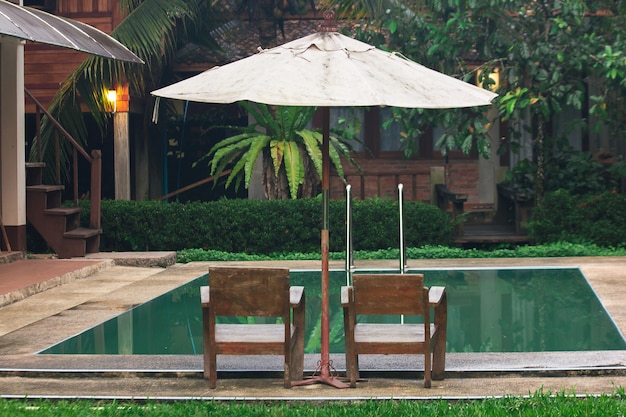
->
left=330, top=157, right=480, bottom=203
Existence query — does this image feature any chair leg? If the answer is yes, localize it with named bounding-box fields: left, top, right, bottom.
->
left=423, top=351, right=432, bottom=388
left=343, top=307, right=358, bottom=387
left=202, top=307, right=217, bottom=389
left=290, top=297, right=306, bottom=383
left=208, top=352, right=217, bottom=389
left=432, top=336, right=446, bottom=380
left=346, top=350, right=358, bottom=388
left=290, top=340, right=304, bottom=383
left=433, top=291, right=447, bottom=380
left=283, top=363, right=291, bottom=388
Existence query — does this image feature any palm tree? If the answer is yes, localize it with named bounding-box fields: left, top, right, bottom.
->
left=30, top=0, right=224, bottom=179
left=32, top=0, right=323, bottom=190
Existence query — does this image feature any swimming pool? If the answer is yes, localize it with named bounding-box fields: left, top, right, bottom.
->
left=39, top=268, right=626, bottom=355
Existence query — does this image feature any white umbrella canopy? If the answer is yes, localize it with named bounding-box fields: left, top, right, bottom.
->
left=0, top=0, right=142, bottom=63
left=152, top=11, right=497, bottom=389
left=151, top=29, right=496, bottom=108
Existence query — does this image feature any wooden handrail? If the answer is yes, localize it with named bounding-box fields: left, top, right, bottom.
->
left=158, top=169, right=232, bottom=201
left=435, top=184, right=467, bottom=237
left=24, top=88, right=101, bottom=230
left=25, top=89, right=92, bottom=162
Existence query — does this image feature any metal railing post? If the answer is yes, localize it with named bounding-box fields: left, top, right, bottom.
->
left=345, top=184, right=353, bottom=286
left=398, top=183, right=406, bottom=325
left=398, top=183, right=406, bottom=274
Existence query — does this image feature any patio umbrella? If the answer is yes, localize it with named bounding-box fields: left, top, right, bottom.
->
left=152, top=11, right=497, bottom=388
left=0, top=0, right=142, bottom=63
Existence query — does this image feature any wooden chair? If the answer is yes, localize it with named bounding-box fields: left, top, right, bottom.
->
left=200, top=266, right=305, bottom=389
left=342, top=274, right=447, bottom=388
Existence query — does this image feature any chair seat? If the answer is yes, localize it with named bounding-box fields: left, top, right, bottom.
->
left=214, top=323, right=294, bottom=344
left=354, top=323, right=437, bottom=344
left=213, top=324, right=297, bottom=356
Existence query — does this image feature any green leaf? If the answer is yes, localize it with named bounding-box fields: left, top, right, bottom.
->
left=297, top=130, right=323, bottom=178
left=387, top=19, right=398, bottom=34
left=283, top=141, right=304, bottom=199
left=270, top=140, right=285, bottom=176
left=244, top=135, right=271, bottom=188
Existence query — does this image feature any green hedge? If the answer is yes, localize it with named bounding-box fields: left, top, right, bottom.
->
left=529, top=190, right=626, bottom=247
left=76, top=198, right=453, bottom=254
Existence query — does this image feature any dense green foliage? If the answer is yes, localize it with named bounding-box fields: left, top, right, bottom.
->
left=1, top=390, right=625, bottom=416
left=330, top=0, right=626, bottom=204
left=529, top=190, right=626, bottom=247
left=24, top=187, right=625, bottom=255
left=26, top=189, right=626, bottom=255
left=77, top=198, right=452, bottom=253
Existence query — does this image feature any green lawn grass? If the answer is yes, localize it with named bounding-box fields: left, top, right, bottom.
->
left=1, top=390, right=625, bottom=416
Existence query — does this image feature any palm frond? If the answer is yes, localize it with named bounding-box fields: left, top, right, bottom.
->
left=270, top=139, right=285, bottom=176
left=244, top=135, right=270, bottom=188
left=208, top=131, right=260, bottom=154
left=209, top=134, right=263, bottom=176
left=282, top=140, right=304, bottom=199
left=114, top=0, right=203, bottom=77
left=241, top=102, right=276, bottom=133
left=329, top=135, right=353, bottom=180
left=297, top=129, right=323, bottom=178
left=30, top=0, right=221, bottom=181
left=225, top=156, right=248, bottom=189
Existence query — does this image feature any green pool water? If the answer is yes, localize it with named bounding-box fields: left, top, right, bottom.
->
left=39, top=268, right=626, bottom=355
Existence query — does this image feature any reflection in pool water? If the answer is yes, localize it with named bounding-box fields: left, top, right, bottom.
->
left=40, top=268, right=626, bottom=355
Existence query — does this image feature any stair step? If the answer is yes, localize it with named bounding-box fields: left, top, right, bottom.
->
left=45, top=207, right=82, bottom=216
left=26, top=184, right=64, bottom=193
left=25, top=162, right=46, bottom=168
left=64, top=227, right=102, bottom=239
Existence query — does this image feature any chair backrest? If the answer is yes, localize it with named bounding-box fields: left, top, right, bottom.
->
left=351, top=274, right=428, bottom=316
left=209, top=266, right=290, bottom=317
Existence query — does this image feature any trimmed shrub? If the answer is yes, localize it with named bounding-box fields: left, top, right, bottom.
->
left=72, top=198, right=453, bottom=254
left=529, top=190, right=626, bottom=247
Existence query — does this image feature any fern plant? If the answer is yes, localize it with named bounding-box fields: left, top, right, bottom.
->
left=204, top=102, right=358, bottom=199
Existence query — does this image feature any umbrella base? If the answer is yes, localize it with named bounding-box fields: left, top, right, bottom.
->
left=292, top=375, right=351, bottom=389
left=291, top=359, right=351, bottom=388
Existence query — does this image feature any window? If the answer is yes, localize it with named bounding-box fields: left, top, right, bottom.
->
left=330, top=107, right=365, bottom=152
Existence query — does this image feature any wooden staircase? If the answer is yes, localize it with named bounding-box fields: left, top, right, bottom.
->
left=26, top=163, right=101, bottom=259
left=25, top=88, right=103, bottom=259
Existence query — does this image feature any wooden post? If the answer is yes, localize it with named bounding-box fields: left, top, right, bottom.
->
left=113, top=83, right=131, bottom=200
left=90, top=150, right=102, bottom=229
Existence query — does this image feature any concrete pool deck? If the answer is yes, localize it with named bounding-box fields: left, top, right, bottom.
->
left=0, top=254, right=625, bottom=400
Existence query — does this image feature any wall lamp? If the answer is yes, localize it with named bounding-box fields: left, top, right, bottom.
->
left=106, top=89, right=117, bottom=113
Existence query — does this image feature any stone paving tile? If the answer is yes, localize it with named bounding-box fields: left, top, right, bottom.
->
left=1, top=254, right=626, bottom=400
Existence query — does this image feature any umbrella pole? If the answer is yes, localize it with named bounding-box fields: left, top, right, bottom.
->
left=293, top=107, right=349, bottom=389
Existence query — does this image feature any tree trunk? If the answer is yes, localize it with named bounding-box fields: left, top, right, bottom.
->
left=261, top=146, right=321, bottom=199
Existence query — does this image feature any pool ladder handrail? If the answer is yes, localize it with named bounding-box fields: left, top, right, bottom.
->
left=398, top=183, right=408, bottom=274
left=344, top=183, right=408, bottom=284
left=398, top=184, right=407, bottom=324
left=346, top=184, right=355, bottom=286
